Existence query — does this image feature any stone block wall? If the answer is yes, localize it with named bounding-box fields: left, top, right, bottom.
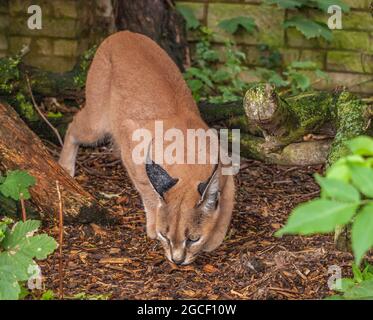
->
left=0, top=0, right=114, bottom=72
left=0, top=0, right=371, bottom=94
left=176, top=0, right=373, bottom=95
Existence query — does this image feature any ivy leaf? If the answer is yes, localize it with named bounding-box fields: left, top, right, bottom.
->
left=185, top=67, right=214, bottom=87
left=315, top=69, right=329, bottom=80
left=218, top=16, right=256, bottom=35
left=350, top=165, right=373, bottom=198
left=347, top=136, right=373, bottom=157
left=212, top=69, right=230, bottom=82
left=284, top=16, right=333, bottom=41
left=352, top=204, right=373, bottom=266
left=315, top=175, right=360, bottom=203
left=176, top=5, right=200, bottom=30
left=0, top=170, right=35, bottom=200
left=269, top=74, right=289, bottom=87
left=264, top=0, right=308, bottom=9
left=311, top=0, right=350, bottom=13
left=186, top=79, right=203, bottom=92
left=276, top=200, right=358, bottom=236
left=286, top=70, right=311, bottom=91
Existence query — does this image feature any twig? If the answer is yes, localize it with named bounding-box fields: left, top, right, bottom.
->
left=25, top=75, right=64, bottom=147
left=165, top=0, right=174, bottom=8
left=56, top=180, right=64, bottom=300
left=19, top=193, right=27, bottom=222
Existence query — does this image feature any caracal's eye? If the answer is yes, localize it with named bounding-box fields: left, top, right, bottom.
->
left=187, top=235, right=200, bottom=244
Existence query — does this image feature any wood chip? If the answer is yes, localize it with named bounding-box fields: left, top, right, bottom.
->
left=99, top=257, right=132, bottom=264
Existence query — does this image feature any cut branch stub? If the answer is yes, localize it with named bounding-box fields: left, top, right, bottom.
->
left=243, top=83, right=298, bottom=138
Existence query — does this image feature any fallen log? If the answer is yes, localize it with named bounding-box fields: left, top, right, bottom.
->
left=0, top=102, right=109, bottom=223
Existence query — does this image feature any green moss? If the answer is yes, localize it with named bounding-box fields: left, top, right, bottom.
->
left=239, top=133, right=267, bottom=161
left=0, top=56, right=21, bottom=94
left=328, top=92, right=369, bottom=165
left=14, top=92, right=39, bottom=122
left=73, top=45, right=97, bottom=88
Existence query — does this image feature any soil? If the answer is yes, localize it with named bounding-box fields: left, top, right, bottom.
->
left=40, top=145, right=356, bottom=300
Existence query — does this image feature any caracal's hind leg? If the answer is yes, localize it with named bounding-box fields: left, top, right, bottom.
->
left=59, top=107, right=107, bottom=177
left=59, top=43, right=112, bottom=177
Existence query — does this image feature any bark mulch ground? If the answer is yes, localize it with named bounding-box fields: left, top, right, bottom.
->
left=40, top=145, right=355, bottom=300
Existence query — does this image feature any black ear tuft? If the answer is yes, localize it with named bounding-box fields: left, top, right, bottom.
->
left=146, top=160, right=179, bottom=198
left=198, top=181, right=208, bottom=196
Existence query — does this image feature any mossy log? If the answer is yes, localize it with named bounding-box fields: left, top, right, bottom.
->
left=0, top=102, right=109, bottom=223
left=199, top=84, right=371, bottom=166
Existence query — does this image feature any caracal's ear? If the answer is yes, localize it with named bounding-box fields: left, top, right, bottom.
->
left=198, top=165, right=220, bottom=212
left=145, top=143, right=178, bottom=199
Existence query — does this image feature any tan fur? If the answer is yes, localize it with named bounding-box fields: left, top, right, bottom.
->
left=59, top=31, right=235, bottom=265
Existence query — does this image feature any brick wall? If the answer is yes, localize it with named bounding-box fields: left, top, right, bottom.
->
left=0, top=0, right=114, bottom=72
left=0, top=0, right=371, bottom=94
left=177, top=0, right=373, bottom=95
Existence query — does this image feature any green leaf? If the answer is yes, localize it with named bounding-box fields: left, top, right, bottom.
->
left=347, top=136, right=373, bottom=157
left=264, top=0, right=308, bottom=9
left=324, top=295, right=345, bottom=300
left=18, top=234, right=58, bottom=260
left=218, top=16, right=256, bottom=35
left=312, top=0, right=350, bottom=13
left=286, top=70, right=311, bottom=91
left=176, top=5, right=200, bottom=30
left=315, top=175, right=360, bottom=203
left=268, top=73, right=289, bottom=87
left=2, top=220, right=41, bottom=250
left=0, top=273, right=20, bottom=300
left=352, top=204, right=373, bottom=266
left=315, top=69, right=329, bottom=80
left=284, top=16, right=333, bottom=41
left=186, top=79, right=203, bottom=92
left=47, top=112, right=63, bottom=119
left=18, top=282, right=30, bottom=299
left=350, top=165, right=373, bottom=198
left=339, top=278, right=356, bottom=292
left=343, top=279, right=373, bottom=299
left=185, top=67, right=214, bottom=87
left=0, top=170, right=35, bottom=200
left=326, top=162, right=351, bottom=183
left=41, top=289, right=55, bottom=300
left=352, top=263, right=363, bottom=282
left=276, top=200, right=358, bottom=236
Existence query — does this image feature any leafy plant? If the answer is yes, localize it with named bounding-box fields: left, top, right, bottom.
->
left=0, top=170, right=36, bottom=201
left=277, top=136, right=373, bottom=265
left=183, top=27, right=248, bottom=103
left=0, top=219, right=57, bottom=300
left=255, top=60, right=328, bottom=93
left=218, top=16, right=256, bottom=35
left=283, top=16, right=332, bottom=41
left=176, top=5, right=200, bottom=30
left=264, top=0, right=350, bottom=41
left=327, top=263, right=373, bottom=300
left=277, top=136, right=373, bottom=299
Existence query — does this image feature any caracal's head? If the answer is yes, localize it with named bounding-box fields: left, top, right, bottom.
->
left=146, top=159, right=234, bottom=265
